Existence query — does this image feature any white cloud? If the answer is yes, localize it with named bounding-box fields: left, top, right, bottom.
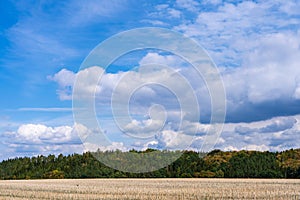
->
left=242, top=144, right=270, bottom=152
left=48, top=3, right=300, bottom=151
left=1, top=123, right=86, bottom=158
left=1, top=122, right=130, bottom=158
left=123, top=118, right=165, bottom=138
left=293, top=85, right=300, bottom=100
left=106, top=2, right=300, bottom=122
left=72, top=123, right=93, bottom=142
left=155, top=4, right=169, bottom=10
left=52, top=39, right=300, bottom=122
left=223, top=145, right=238, bottom=151
left=217, top=31, right=300, bottom=112
left=149, top=4, right=182, bottom=21
left=48, top=68, right=76, bottom=100
left=67, top=0, right=128, bottom=26
left=50, top=66, right=107, bottom=100
left=52, top=62, right=202, bottom=120
left=7, top=124, right=79, bottom=144
left=279, top=0, right=300, bottom=15
left=175, top=0, right=300, bottom=67
left=179, top=120, right=210, bottom=136
left=3, top=115, right=300, bottom=156
left=234, top=116, right=297, bottom=135
left=5, top=0, right=300, bottom=157
left=133, top=140, right=159, bottom=151
left=84, top=142, right=127, bottom=152
left=176, top=0, right=200, bottom=12
left=139, top=52, right=185, bottom=67
left=156, top=129, right=193, bottom=149
left=50, top=43, right=300, bottom=152
left=139, top=42, right=300, bottom=121
left=168, top=8, right=181, bottom=18
left=216, top=115, right=300, bottom=152
left=200, top=0, right=222, bottom=6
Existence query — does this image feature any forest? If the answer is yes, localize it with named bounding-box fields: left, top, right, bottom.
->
left=0, top=148, right=299, bottom=179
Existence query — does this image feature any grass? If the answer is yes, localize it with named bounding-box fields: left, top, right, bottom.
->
left=0, top=178, right=299, bottom=199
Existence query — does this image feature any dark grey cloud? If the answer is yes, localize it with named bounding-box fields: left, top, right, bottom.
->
left=260, top=117, right=296, bottom=133
left=225, top=100, right=300, bottom=123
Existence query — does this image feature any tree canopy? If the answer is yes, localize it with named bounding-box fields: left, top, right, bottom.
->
left=0, top=148, right=299, bottom=179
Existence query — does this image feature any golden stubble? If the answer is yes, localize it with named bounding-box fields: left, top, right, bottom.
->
left=0, top=178, right=299, bottom=199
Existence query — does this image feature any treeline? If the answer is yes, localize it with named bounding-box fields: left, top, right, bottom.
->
left=0, top=148, right=300, bottom=179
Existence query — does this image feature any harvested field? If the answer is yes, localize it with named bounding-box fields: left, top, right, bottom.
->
left=0, top=178, right=299, bottom=199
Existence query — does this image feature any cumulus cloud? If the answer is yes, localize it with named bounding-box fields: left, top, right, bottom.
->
left=50, top=45, right=300, bottom=131
left=139, top=52, right=185, bottom=67
left=1, top=122, right=129, bottom=158
left=53, top=41, right=300, bottom=122
left=54, top=52, right=300, bottom=124
left=84, top=142, right=127, bottom=152
left=155, top=129, right=193, bottom=149
left=219, top=33, right=300, bottom=121
left=49, top=66, right=110, bottom=101
left=138, top=1, right=300, bottom=123
left=234, top=117, right=297, bottom=135
left=123, top=119, right=165, bottom=138
left=4, top=124, right=81, bottom=145
left=216, top=115, right=300, bottom=152
left=47, top=0, right=300, bottom=152
left=172, top=1, right=300, bottom=120
left=0, top=124, right=84, bottom=159
left=132, top=140, right=159, bottom=151
left=52, top=62, right=204, bottom=119
left=134, top=115, right=299, bottom=152
left=48, top=68, right=76, bottom=100
left=241, top=144, right=270, bottom=152
left=3, top=115, right=300, bottom=156
left=50, top=45, right=300, bottom=154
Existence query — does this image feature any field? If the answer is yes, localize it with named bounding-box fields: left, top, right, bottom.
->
left=0, top=178, right=299, bottom=199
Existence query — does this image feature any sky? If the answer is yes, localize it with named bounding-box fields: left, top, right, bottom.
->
left=0, top=0, right=300, bottom=160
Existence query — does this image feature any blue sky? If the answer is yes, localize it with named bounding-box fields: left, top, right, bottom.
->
left=1, top=0, right=300, bottom=160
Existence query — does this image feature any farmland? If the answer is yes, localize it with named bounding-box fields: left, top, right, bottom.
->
left=0, top=178, right=299, bottom=199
